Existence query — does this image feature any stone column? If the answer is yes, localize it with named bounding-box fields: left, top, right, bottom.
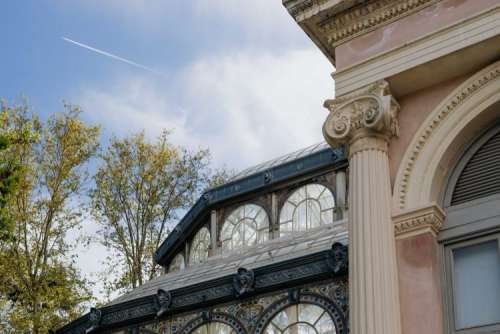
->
left=323, top=81, right=401, bottom=334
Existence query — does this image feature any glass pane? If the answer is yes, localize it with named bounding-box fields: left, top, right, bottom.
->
left=318, top=193, right=335, bottom=211
left=453, top=240, right=500, bottom=329
left=316, top=313, right=336, bottom=334
left=298, top=304, right=324, bottom=324
left=221, top=223, right=234, bottom=241
left=306, top=184, right=324, bottom=200
left=190, top=227, right=210, bottom=264
left=223, top=204, right=269, bottom=251
left=272, top=310, right=290, bottom=330
left=169, top=253, right=185, bottom=272
left=283, top=323, right=317, bottom=334
left=211, top=322, right=233, bottom=334
left=306, top=200, right=321, bottom=229
left=193, top=324, right=208, bottom=334
left=280, top=203, right=294, bottom=223
left=245, top=204, right=258, bottom=219
left=265, top=304, right=336, bottom=334
left=265, top=324, right=281, bottom=334
left=321, top=210, right=333, bottom=225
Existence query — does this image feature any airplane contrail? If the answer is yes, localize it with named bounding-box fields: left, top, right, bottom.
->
left=62, top=37, right=162, bottom=75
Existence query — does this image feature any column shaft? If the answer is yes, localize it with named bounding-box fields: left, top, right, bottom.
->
left=349, top=139, right=401, bottom=334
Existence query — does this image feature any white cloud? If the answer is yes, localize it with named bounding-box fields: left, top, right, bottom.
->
left=77, top=48, right=334, bottom=170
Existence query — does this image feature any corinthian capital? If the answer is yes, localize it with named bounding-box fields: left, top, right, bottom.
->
left=323, top=80, right=400, bottom=148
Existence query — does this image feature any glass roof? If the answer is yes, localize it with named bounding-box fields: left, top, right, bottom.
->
left=231, top=142, right=331, bottom=181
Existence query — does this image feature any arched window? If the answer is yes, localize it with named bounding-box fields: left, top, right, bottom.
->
left=189, top=227, right=210, bottom=265
left=279, top=184, right=335, bottom=237
left=169, top=253, right=185, bottom=272
left=221, top=204, right=269, bottom=251
left=442, top=124, right=500, bottom=333
left=191, top=322, right=236, bottom=334
left=263, top=303, right=337, bottom=334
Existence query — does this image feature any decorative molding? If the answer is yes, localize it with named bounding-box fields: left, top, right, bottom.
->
left=396, top=61, right=500, bottom=210
left=233, top=268, right=256, bottom=297
left=393, top=203, right=445, bottom=238
left=319, top=0, right=438, bottom=47
left=323, top=80, right=399, bottom=152
left=56, top=246, right=348, bottom=334
left=334, top=5, right=500, bottom=96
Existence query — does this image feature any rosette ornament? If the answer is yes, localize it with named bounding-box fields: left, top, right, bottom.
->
left=323, top=80, right=400, bottom=149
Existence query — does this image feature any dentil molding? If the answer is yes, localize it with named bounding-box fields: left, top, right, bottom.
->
left=319, top=0, right=439, bottom=47
left=284, top=0, right=439, bottom=46
left=323, top=80, right=399, bottom=152
left=393, top=203, right=445, bottom=238
left=396, top=61, right=500, bottom=210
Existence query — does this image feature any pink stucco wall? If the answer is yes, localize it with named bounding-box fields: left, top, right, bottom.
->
left=397, top=232, right=444, bottom=334
left=336, top=0, right=499, bottom=70
left=388, top=74, right=468, bottom=187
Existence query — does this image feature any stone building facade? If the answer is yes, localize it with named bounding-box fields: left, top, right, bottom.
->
left=58, top=1, right=500, bottom=334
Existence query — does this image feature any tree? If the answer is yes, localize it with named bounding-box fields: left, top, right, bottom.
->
left=0, top=103, right=100, bottom=334
left=90, top=131, right=230, bottom=296
left=0, top=109, right=20, bottom=240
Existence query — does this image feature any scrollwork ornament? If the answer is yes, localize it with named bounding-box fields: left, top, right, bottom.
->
left=233, top=268, right=255, bottom=297
left=155, top=289, right=172, bottom=318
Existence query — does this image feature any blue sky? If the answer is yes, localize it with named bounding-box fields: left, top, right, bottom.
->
left=1, top=0, right=334, bottom=299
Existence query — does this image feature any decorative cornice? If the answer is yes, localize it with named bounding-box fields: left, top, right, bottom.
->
left=323, top=80, right=399, bottom=151
left=397, top=63, right=500, bottom=209
left=393, top=203, right=445, bottom=238
left=319, top=0, right=438, bottom=47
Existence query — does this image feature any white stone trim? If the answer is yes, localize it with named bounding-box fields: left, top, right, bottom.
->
left=393, top=60, right=500, bottom=212
left=393, top=203, right=445, bottom=239
left=334, top=4, right=500, bottom=96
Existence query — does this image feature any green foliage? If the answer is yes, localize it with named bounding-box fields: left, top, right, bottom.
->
left=0, top=102, right=100, bottom=334
left=90, top=131, right=231, bottom=297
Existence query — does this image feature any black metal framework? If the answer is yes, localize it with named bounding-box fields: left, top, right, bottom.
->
left=55, top=243, right=348, bottom=334
left=155, top=147, right=346, bottom=267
